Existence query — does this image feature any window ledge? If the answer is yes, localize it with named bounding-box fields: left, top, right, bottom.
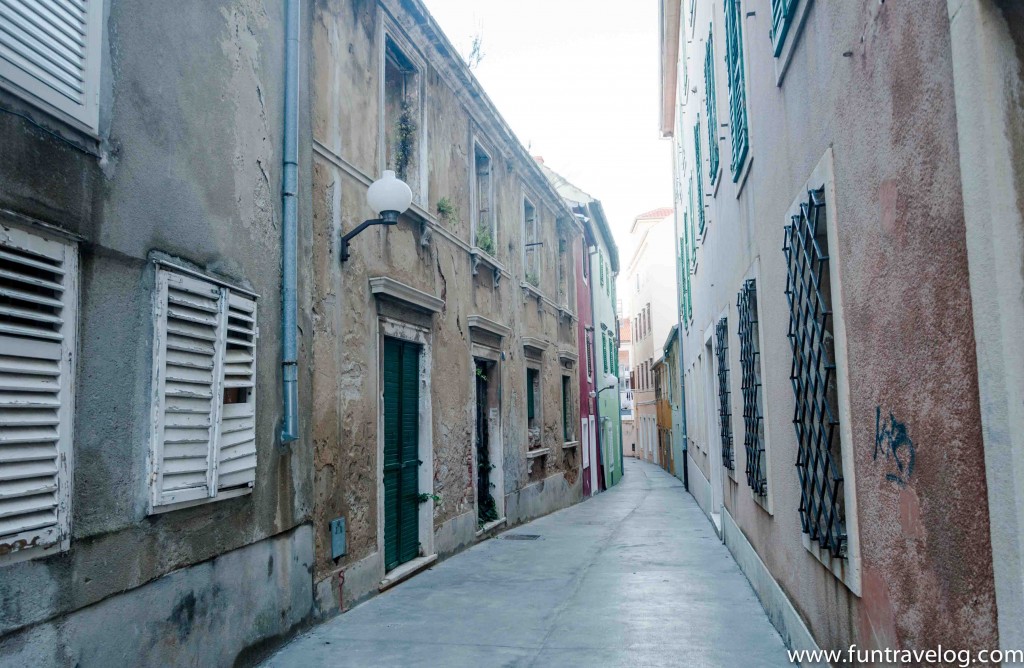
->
left=520, top=281, right=544, bottom=301
left=526, top=448, right=551, bottom=459
left=471, top=248, right=504, bottom=286
left=149, top=486, right=252, bottom=515
left=562, top=440, right=580, bottom=450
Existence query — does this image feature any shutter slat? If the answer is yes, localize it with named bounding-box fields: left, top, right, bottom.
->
left=0, top=442, right=58, bottom=462
left=0, top=322, right=62, bottom=341
left=0, top=392, right=60, bottom=408
left=0, top=248, right=65, bottom=275
left=0, top=509, right=56, bottom=536
left=0, top=302, right=63, bottom=326
left=0, top=14, right=85, bottom=89
left=0, top=354, right=60, bottom=376
left=0, top=285, right=63, bottom=310
left=0, top=425, right=58, bottom=444
left=0, top=407, right=59, bottom=427
left=0, top=459, right=57, bottom=481
left=0, top=490, right=56, bottom=519
left=0, top=372, right=60, bottom=393
left=0, top=476, right=57, bottom=499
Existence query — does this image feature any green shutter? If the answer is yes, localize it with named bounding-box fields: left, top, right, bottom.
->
left=704, top=29, right=720, bottom=185
left=694, top=120, right=706, bottom=236
left=562, top=377, right=570, bottom=440
left=771, top=0, right=797, bottom=56
left=383, top=338, right=420, bottom=571
left=724, top=0, right=749, bottom=181
left=601, top=334, right=608, bottom=374
left=599, top=252, right=605, bottom=287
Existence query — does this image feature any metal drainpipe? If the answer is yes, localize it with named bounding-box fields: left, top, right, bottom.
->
left=279, top=0, right=300, bottom=443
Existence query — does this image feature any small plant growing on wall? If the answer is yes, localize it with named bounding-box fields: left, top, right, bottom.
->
left=436, top=197, right=459, bottom=227
left=475, top=224, right=495, bottom=256
left=417, top=492, right=441, bottom=504
left=526, top=271, right=540, bottom=288
left=394, top=99, right=416, bottom=181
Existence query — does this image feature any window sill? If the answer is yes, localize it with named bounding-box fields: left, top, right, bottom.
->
left=149, top=486, right=252, bottom=515
left=562, top=440, right=580, bottom=450
left=802, top=532, right=860, bottom=596
left=520, top=281, right=544, bottom=301
left=526, top=448, right=551, bottom=459
left=471, top=247, right=504, bottom=287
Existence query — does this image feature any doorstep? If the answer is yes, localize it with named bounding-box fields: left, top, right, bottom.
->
left=475, top=517, right=507, bottom=537
left=378, top=554, right=437, bottom=592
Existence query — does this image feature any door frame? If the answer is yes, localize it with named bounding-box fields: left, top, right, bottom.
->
left=702, top=325, right=724, bottom=526
left=471, top=344, right=505, bottom=527
left=377, top=317, right=435, bottom=569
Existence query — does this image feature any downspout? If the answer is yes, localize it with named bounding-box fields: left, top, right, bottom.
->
left=280, top=0, right=300, bottom=443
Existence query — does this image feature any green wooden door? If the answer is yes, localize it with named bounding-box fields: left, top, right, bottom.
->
left=383, top=337, right=421, bottom=571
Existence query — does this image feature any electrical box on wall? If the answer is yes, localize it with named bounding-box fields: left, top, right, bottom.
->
left=330, top=517, right=346, bottom=559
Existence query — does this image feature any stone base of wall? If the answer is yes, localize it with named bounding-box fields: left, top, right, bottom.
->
left=505, top=472, right=582, bottom=526
left=0, top=524, right=314, bottom=668
left=686, top=451, right=712, bottom=518
left=721, top=509, right=825, bottom=668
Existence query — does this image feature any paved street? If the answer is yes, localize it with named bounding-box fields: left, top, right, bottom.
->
left=264, top=458, right=791, bottom=667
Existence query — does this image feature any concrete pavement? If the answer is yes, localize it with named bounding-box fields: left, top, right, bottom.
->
left=263, top=458, right=792, bottom=667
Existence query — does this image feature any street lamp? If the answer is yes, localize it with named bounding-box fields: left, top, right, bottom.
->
left=589, top=373, right=619, bottom=399
left=340, top=170, right=413, bottom=262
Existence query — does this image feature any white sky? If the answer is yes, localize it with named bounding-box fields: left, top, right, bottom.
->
left=421, top=0, right=673, bottom=261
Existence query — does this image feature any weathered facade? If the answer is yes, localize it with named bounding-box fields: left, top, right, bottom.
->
left=309, top=0, right=586, bottom=614
left=0, top=1, right=316, bottom=664
left=540, top=163, right=623, bottom=494
left=660, top=0, right=1022, bottom=658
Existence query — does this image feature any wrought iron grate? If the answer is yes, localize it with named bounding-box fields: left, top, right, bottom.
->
left=783, top=187, right=846, bottom=559
left=737, top=280, right=766, bottom=496
left=715, top=318, right=734, bottom=470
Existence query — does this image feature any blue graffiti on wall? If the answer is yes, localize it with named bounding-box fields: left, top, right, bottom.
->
left=874, top=407, right=915, bottom=486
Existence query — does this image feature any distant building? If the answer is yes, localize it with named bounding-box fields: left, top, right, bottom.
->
left=618, top=313, right=637, bottom=458
left=622, top=208, right=678, bottom=465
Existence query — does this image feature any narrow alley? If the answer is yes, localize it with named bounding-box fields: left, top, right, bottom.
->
left=264, top=458, right=790, bottom=667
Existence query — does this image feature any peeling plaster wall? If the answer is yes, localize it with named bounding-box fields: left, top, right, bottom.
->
left=310, top=0, right=582, bottom=617
left=0, top=0, right=315, bottom=662
left=676, top=0, right=997, bottom=656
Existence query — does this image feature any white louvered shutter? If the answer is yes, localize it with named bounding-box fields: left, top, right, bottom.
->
left=151, top=270, right=222, bottom=508
left=0, top=0, right=103, bottom=132
left=0, top=223, right=76, bottom=558
left=215, top=292, right=256, bottom=491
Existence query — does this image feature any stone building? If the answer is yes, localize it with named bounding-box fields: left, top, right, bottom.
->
left=659, top=0, right=1024, bottom=657
left=309, top=0, right=586, bottom=614
left=0, top=1, right=316, bottom=663
left=0, top=0, right=596, bottom=662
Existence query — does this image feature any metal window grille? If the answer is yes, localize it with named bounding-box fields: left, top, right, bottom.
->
left=784, top=187, right=846, bottom=559
left=724, top=0, right=749, bottom=181
left=737, top=279, right=766, bottom=495
left=715, top=318, right=734, bottom=470
left=704, top=29, right=720, bottom=185
left=694, top=121, right=706, bottom=236
left=771, top=0, right=798, bottom=56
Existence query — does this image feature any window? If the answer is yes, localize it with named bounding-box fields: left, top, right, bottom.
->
left=149, top=268, right=258, bottom=512
left=771, top=0, right=798, bottom=56
left=599, top=251, right=605, bottom=288
left=601, top=332, right=609, bottom=375
left=737, top=279, right=765, bottom=496
left=472, top=142, right=495, bottom=255
left=585, top=334, right=593, bottom=381
left=784, top=187, right=846, bottom=558
left=704, top=27, right=721, bottom=185
left=383, top=36, right=421, bottom=202
left=694, top=121, right=706, bottom=236
left=561, top=376, right=572, bottom=441
left=526, top=367, right=540, bottom=449
left=715, top=318, right=734, bottom=470
left=0, top=224, right=77, bottom=562
left=723, top=0, right=749, bottom=181
left=0, top=1, right=103, bottom=133
left=523, top=197, right=539, bottom=287
left=581, top=245, right=589, bottom=284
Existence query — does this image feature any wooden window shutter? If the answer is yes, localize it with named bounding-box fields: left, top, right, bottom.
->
left=0, top=0, right=104, bottom=132
left=0, top=223, right=77, bottom=559
left=150, top=269, right=258, bottom=510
